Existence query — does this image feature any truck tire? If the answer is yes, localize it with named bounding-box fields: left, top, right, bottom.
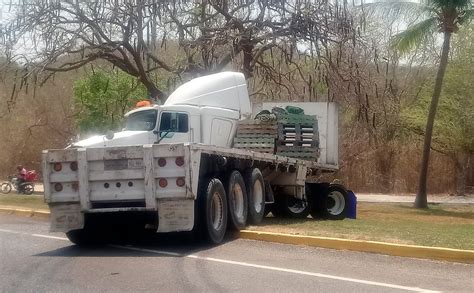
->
left=199, top=178, right=228, bottom=244
left=225, top=171, right=248, bottom=230
left=245, top=168, right=265, bottom=225
left=285, top=196, right=313, bottom=219
left=271, top=192, right=312, bottom=219
left=66, top=229, right=95, bottom=246
left=313, top=185, right=348, bottom=220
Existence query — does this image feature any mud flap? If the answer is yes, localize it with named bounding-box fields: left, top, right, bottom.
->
left=157, top=199, right=194, bottom=232
left=49, top=204, right=84, bottom=232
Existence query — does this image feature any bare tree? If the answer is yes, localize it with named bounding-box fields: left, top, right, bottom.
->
left=1, top=0, right=175, bottom=100
left=1, top=0, right=354, bottom=102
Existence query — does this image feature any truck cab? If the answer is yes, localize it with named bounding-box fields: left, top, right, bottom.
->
left=73, top=72, right=251, bottom=148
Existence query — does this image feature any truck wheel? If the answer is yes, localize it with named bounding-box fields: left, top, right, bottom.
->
left=66, top=229, right=95, bottom=246
left=271, top=192, right=312, bottom=219
left=225, top=171, right=248, bottom=230
left=285, top=196, right=313, bottom=219
left=199, top=178, right=228, bottom=244
left=245, top=168, right=265, bottom=225
left=315, top=185, right=348, bottom=220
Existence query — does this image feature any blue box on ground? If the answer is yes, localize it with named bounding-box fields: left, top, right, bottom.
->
left=347, top=190, right=357, bottom=219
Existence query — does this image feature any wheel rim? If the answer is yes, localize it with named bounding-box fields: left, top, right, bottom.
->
left=1, top=183, right=11, bottom=193
left=287, top=198, right=307, bottom=214
left=24, top=185, right=33, bottom=194
left=211, top=191, right=224, bottom=230
left=232, top=183, right=245, bottom=222
left=327, top=190, right=345, bottom=215
left=252, top=180, right=263, bottom=213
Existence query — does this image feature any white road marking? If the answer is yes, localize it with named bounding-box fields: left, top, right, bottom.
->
left=0, top=229, right=440, bottom=293
left=111, top=245, right=440, bottom=293
left=0, top=228, right=20, bottom=234
left=32, top=234, right=69, bottom=241
left=0, top=229, right=68, bottom=241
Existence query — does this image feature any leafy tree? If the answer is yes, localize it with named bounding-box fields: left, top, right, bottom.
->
left=402, top=25, right=474, bottom=195
left=366, top=0, right=473, bottom=208
left=73, top=70, right=147, bottom=134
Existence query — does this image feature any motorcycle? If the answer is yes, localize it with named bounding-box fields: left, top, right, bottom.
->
left=1, top=171, right=37, bottom=195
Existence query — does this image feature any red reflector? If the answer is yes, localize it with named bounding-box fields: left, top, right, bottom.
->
left=54, top=183, right=63, bottom=192
left=72, top=182, right=79, bottom=191
left=53, top=163, right=62, bottom=172
left=159, top=178, right=168, bottom=188
left=176, top=177, right=185, bottom=187
left=70, top=161, right=78, bottom=171
left=158, top=158, right=167, bottom=167
left=175, top=157, right=184, bottom=167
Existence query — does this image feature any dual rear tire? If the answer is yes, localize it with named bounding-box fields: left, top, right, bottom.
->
left=198, top=178, right=228, bottom=244
left=226, top=171, right=248, bottom=230
left=271, top=184, right=349, bottom=220
left=198, top=168, right=266, bottom=244
left=310, top=184, right=349, bottom=220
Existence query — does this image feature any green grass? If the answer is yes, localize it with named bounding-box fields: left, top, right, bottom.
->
left=0, top=194, right=48, bottom=210
left=249, top=203, right=474, bottom=250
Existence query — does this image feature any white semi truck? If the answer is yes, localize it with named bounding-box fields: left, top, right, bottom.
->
left=42, top=72, right=350, bottom=245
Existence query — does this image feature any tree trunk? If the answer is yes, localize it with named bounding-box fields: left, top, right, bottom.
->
left=375, top=144, right=395, bottom=194
left=140, top=77, right=164, bottom=103
left=455, top=153, right=470, bottom=196
left=415, top=32, right=452, bottom=208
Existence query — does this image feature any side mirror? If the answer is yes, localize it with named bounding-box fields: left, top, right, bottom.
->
left=105, top=131, right=115, bottom=140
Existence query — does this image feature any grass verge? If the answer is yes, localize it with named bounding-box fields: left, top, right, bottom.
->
left=249, top=203, right=474, bottom=250
left=0, top=194, right=48, bottom=210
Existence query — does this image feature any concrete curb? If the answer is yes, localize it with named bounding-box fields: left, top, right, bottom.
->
left=239, top=230, right=474, bottom=264
left=0, top=207, right=50, bottom=219
left=1, top=206, right=472, bottom=263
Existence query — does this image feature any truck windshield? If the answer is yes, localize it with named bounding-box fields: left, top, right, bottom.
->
left=124, top=109, right=158, bottom=131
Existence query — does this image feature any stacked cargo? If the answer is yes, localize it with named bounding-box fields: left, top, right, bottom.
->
left=233, top=120, right=277, bottom=154
left=234, top=107, right=320, bottom=160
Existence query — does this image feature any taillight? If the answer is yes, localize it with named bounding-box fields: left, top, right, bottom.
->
left=176, top=177, right=185, bottom=187
left=158, top=158, right=167, bottom=167
left=70, top=161, right=78, bottom=171
left=53, top=163, right=62, bottom=172
left=54, top=183, right=63, bottom=192
left=175, top=157, right=184, bottom=167
left=159, top=178, right=168, bottom=188
left=72, top=182, right=79, bottom=191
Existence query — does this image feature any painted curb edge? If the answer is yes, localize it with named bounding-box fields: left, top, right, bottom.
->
left=0, top=207, right=50, bottom=219
left=1, top=206, right=472, bottom=263
left=239, top=230, right=474, bottom=264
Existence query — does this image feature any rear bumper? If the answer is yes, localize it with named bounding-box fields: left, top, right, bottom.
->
left=48, top=198, right=194, bottom=233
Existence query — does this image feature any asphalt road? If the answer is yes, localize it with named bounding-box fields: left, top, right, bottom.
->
left=1, top=214, right=473, bottom=293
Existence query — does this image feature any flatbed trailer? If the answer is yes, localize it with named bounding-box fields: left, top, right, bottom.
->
left=42, top=142, right=346, bottom=244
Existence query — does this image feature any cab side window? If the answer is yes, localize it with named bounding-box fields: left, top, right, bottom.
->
left=159, top=112, right=189, bottom=133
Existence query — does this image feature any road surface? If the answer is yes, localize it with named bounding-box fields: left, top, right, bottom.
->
left=0, top=213, right=472, bottom=292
